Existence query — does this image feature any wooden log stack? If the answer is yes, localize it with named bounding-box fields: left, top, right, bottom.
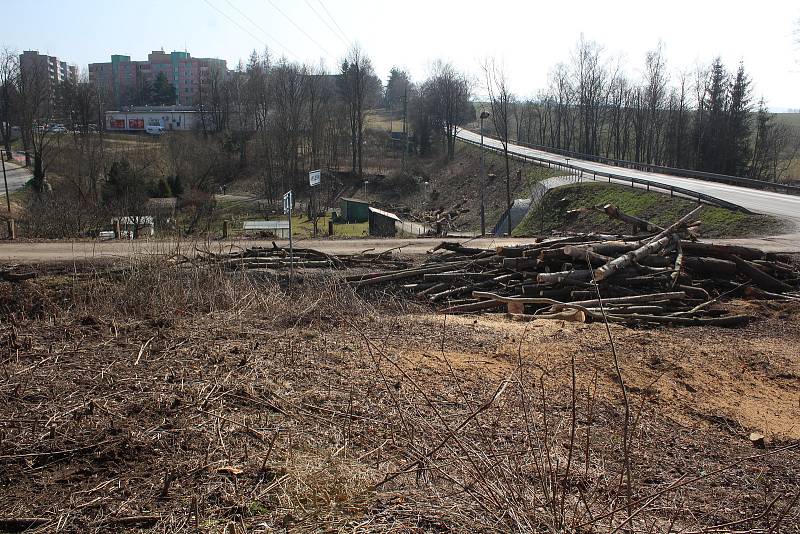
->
left=347, top=207, right=800, bottom=327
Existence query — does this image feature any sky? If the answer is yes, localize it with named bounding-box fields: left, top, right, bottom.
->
left=5, top=0, right=800, bottom=110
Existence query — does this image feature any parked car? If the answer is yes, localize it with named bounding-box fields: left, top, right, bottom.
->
left=145, top=125, right=165, bottom=136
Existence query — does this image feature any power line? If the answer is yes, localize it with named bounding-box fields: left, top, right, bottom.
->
left=315, top=0, right=352, bottom=48
left=265, top=0, right=336, bottom=61
left=222, top=0, right=299, bottom=61
left=202, top=0, right=269, bottom=49
left=304, top=0, right=350, bottom=49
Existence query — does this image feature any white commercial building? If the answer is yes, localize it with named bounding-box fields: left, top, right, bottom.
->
left=105, top=107, right=199, bottom=132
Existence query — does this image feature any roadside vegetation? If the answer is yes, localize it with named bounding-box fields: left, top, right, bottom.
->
left=513, top=182, right=783, bottom=238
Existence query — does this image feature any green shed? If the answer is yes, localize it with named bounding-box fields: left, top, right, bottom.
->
left=339, top=197, right=370, bottom=223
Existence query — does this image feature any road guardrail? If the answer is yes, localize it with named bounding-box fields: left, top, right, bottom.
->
left=459, top=137, right=752, bottom=213
left=461, top=130, right=800, bottom=196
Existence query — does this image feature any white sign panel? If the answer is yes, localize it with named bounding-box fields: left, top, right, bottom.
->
left=283, top=191, right=293, bottom=214
left=309, top=169, right=321, bottom=187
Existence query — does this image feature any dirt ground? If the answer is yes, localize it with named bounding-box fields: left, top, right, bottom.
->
left=0, top=266, right=798, bottom=532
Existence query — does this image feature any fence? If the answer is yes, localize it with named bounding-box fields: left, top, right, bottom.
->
left=472, top=134, right=800, bottom=196
left=460, top=137, right=752, bottom=214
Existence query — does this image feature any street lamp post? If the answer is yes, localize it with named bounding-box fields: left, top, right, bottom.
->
left=479, top=110, right=490, bottom=236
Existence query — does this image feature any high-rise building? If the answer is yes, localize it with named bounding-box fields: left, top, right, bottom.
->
left=19, top=50, right=77, bottom=87
left=89, top=50, right=228, bottom=108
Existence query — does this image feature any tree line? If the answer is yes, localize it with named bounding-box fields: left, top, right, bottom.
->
left=0, top=43, right=476, bottom=237
left=508, top=37, right=798, bottom=181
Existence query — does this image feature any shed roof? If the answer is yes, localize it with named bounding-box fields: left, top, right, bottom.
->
left=368, top=207, right=401, bottom=221
left=340, top=197, right=369, bottom=205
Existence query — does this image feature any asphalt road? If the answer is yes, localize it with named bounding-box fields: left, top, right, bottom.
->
left=457, top=129, right=800, bottom=220
left=1, top=160, right=32, bottom=200
left=2, top=233, right=799, bottom=263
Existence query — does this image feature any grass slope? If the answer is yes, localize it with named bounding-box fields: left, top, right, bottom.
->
left=513, top=182, right=783, bottom=238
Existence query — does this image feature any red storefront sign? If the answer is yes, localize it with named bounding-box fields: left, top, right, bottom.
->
left=129, top=118, right=144, bottom=129
left=110, top=119, right=125, bottom=129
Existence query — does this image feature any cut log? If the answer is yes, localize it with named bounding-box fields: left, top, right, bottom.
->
left=597, top=203, right=665, bottom=232
left=676, top=284, right=711, bottom=301
left=566, top=291, right=686, bottom=309
left=350, top=261, right=473, bottom=286
left=585, top=305, right=665, bottom=314
left=536, top=270, right=593, bottom=284
left=593, top=234, right=676, bottom=281
left=495, top=246, right=527, bottom=258
left=743, top=286, right=800, bottom=300
left=439, top=300, right=504, bottom=314
left=679, top=241, right=766, bottom=261
left=502, top=257, right=539, bottom=270
left=0, top=271, right=37, bottom=282
left=604, top=313, right=752, bottom=327
left=595, top=205, right=704, bottom=281
left=562, top=245, right=612, bottom=267
left=730, top=255, right=793, bottom=293
left=752, top=260, right=797, bottom=279
left=683, top=256, right=737, bottom=276
left=423, top=272, right=498, bottom=282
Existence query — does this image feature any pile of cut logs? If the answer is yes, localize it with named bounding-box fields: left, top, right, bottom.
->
left=348, top=206, right=800, bottom=326
left=202, top=242, right=411, bottom=271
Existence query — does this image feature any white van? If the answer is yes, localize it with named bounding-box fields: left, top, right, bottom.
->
left=145, top=125, right=165, bottom=136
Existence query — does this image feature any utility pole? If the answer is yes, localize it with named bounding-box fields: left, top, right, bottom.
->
left=402, top=84, right=409, bottom=171
left=1, top=154, right=9, bottom=213
left=1, top=154, right=11, bottom=239
left=479, top=110, right=490, bottom=236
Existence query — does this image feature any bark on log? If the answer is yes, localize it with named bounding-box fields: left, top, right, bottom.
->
left=506, top=309, right=587, bottom=322
left=679, top=241, right=766, bottom=261
left=593, top=234, right=676, bottom=281
left=752, top=260, right=797, bottom=279
left=743, top=286, right=800, bottom=300
left=676, top=284, right=711, bottom=301
left=536, top=270, right=593, bottom=284
left=562, top=245, right=612, bottom=267
left=683, top=256, right=737, bottom=276
left=595, top=206, right=704, bottom=281
left=730, top=255, right=793, bottom=293
left=423, top=272, right=498, bottom=282
left=439, top=300, right=504, bottom=314
left=562, top=241, right=639, bottom=258
left=598, top=203, right=665, bottom=232
left=350, top=261, right=473, bottom=286
left=502, top=258, right=539, bottom=270
left=566, top=291, right=686, bottom=308
left=604, top=313, right=751, bottom=327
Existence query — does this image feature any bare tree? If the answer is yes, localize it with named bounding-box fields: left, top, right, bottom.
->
left=18, top=56, right=59, bottom=197
left=483, top=58, right=515, bottom=235
left=428, top=60, right=472, bottom=160
left=339, top=44, right=378, bottom=177
left=0, top=48, right=18, bottom=161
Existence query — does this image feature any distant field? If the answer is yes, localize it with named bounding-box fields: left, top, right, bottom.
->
left=774, top=112, right=800, bottom=129
left=365, top=109, right=405, bottom=133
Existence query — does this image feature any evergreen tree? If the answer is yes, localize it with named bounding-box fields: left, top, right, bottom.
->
left=696, top=58, right=728, bottom=173
left=385, top=67, right=409, bottom=110
left=152, top=72, right=176, bottom=105
left=726, top=63, right=752, bottom=175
